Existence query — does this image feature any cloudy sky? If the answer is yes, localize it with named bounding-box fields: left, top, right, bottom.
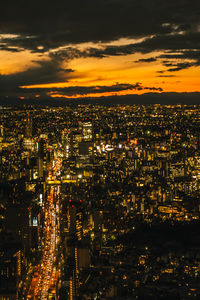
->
left=0, top=0, right=200, bottom=102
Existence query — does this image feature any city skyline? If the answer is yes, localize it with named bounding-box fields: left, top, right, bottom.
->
left=1, top=104, right=200, bottom=299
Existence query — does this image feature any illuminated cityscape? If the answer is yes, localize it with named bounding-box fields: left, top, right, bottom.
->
left=1, top=104, right=200, bottom=299
left=1, top=0, right=200, bottom=298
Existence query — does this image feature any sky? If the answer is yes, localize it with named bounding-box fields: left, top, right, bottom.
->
left=0, top=0, right=200, bottom=103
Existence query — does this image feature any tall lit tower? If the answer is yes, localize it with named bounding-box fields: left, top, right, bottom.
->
left=0, top=124, right=4, bottom=137
left=37, top=138, right=46, bottom=179
left=79, top=121, right=93, bottom=141
left=25, top=113, right=32, bottom=138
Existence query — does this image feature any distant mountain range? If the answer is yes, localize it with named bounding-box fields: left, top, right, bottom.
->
left=1, top=92, right=200, bottom=107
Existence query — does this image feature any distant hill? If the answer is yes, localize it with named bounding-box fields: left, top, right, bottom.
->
left=1, top=92, right=200, bottom=107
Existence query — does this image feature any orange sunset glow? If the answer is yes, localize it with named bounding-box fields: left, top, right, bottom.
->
left=14, top=49, right=199, bottom=100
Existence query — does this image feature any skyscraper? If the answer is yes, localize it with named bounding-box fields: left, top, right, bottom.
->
left=0, top=124, right=4, bottom=137
left=25, top=114, right=32, bottom=138
left=37, top=139, right=46, bottom=179
left=79, top=121, right=93, bottom=142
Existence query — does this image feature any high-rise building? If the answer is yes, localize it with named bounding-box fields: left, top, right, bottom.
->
left=25, top=114, right=32, bottom=138
left=38, top=138, right=46, bottom=159
left=68, top=204, right=77, bottom=237
left=38, top=157, right=43, bottom=178
left=77, top=246, right=90, bottom=269
left=5, top=206, right=31, bottom=254
left=67, top=202, right=83, bottom=241
left=0, top=232, right=22, bottom=300
left=0, top=124, right=4, bottom=137
left=66, top=239, right=79, bottom=300
left=79, top=121, right=93, bottom=141
left=37, top=138, right=46, bottom=179
left=69, top=270, right=76, bottom=300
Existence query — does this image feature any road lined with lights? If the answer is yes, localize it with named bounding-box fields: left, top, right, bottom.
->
left=27, top=159, right=62, bottom=299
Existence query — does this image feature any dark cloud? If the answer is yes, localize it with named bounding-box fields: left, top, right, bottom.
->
left=134, top=32, right=200, bottom=53
left=48, top=83, right=144, bottom=95
left=21, top=82, right=162, bottom=95
left=70, top=33, right=200, bottom=72
left=136, top=57, right=157, bottom=63
left=46, top=31, right=200, bottom=72
left=4, top=82, right=162, bottom=99
left=163, top=62, right=195, bottom=72
left=0, top=57, right=74, bottom=95
left=0, top=44, right=21, bottom=52
left=157, top=75, right=177, bottom=77
left=145, top=87, right=163, bottom=91
left=133, top=34, right=200, bottom=71
left=0, top=0, right=200, bottom=52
